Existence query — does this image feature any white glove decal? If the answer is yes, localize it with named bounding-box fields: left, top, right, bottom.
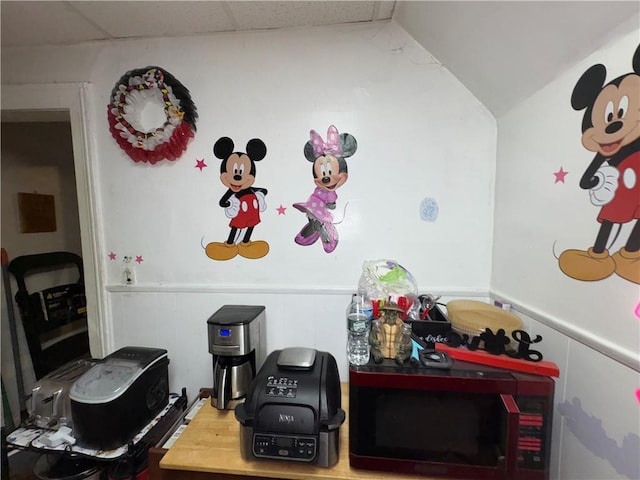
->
left=589, top=165, right=619, bottom=206
left=255, top=191, right=267, bottom=212
left=224, top=196, right=240, bottom=218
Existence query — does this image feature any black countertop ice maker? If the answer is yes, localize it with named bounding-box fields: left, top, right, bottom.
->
left=69, top=346, right=169, bottom=450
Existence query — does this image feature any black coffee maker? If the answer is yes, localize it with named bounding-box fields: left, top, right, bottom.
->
left=207, top=305, right=266, bottom=410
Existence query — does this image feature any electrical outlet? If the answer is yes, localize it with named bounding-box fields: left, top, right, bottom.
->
left=122, top=256, right=136, bottom=285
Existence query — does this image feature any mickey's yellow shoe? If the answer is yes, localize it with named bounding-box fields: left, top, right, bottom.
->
left=205, top=242, right=238, bottom=261
left=558, top=247, right=615, bottom=281
left=238, top=241, right=269, bottom=259
left=612, top=247, right=640, bottom=284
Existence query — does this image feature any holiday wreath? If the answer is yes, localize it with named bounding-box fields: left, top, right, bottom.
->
left=107, top=66, right=198, bottom=164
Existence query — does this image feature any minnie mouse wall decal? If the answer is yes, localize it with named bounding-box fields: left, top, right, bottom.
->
left=205, top=137, right=269, bottom=261
left=293, top=125, right=358, bottom=253
left=559, top=44, right=640, bottom=284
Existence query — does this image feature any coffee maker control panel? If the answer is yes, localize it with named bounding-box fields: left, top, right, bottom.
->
left=213, top=325, right=240, bottom=345
left=210, top=324, right=250, bottom=356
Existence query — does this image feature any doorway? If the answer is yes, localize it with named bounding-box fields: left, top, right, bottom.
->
left=1, top=83, right=106, bottom=428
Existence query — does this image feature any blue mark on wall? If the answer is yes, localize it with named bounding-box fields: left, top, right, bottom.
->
left=419, top=197, right=439, bottom=222
left=558, top=397, right=639, bottom=479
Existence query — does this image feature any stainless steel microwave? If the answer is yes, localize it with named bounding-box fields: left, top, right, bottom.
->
left=349, top=360, right=554, bottom=480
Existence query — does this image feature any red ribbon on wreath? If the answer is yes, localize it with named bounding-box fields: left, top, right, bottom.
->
left=107, top=66, right=198, bottom=164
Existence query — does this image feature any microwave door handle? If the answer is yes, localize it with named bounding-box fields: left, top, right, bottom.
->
left=500, top=394, right=520, bottom=480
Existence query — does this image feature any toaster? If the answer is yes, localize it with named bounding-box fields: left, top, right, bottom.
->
left=27, top=358, right=96, bottom=430
left=69, top=346, right=169, bottom=450
left=235, top=347, right=345, bottom=467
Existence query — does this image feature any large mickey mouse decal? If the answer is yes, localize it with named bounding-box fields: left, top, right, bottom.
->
left=559, top=44, right=640, bottom=284
left=205, top=137, right=269, bottom=261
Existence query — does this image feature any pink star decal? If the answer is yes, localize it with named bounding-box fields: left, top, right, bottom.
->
left=195, top=158, right=207, bottom=171
left=277, top=204, right=287, bottom=215
left=135, top=255, right=144, bottom=264
left=636, top=388, right=640, bottom=405
left=108, top=252, right=117, bottom=260
left=554, top=167, right=568, bottom=183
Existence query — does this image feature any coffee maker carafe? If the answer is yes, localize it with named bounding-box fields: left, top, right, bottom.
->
left=207, top=305, right=266, bottom=410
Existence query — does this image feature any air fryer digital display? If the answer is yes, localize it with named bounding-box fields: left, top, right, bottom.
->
left=264, top=376, right=298, bottom=398
left=253, top=433, right=317, bottom=462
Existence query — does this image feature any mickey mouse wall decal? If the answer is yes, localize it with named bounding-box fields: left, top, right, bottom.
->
left=293, top=125, right=358, bottom=253
left=205, top=137, right=269, bottom=261
left=559, top=44, right=640, bottom=284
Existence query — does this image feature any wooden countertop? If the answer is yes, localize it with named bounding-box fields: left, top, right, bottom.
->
left=159, top=384, right=426, bottom=480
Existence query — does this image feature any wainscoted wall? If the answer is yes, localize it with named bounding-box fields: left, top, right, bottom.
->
left=513, top=306, right=639, bottom=480
left=492, top=30, right=640, bottom=480
left=107, top=288, right=487, bottom=398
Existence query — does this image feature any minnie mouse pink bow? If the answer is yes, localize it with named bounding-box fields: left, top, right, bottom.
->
left=310, top=125, right=342, bottom=157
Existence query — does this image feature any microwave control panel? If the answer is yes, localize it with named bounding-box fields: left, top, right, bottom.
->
left=252, top=433, right=317, bottom=462
left=517, top=396, right=549, bottom=469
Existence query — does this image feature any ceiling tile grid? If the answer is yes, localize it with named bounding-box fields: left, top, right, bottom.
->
left=70, top=1, right=236, bottom=39
left=1, top=1, right=109, bottom=47
left=0, top=1, right=396, bottom=47
left=227, top=1, right=384, bottom=30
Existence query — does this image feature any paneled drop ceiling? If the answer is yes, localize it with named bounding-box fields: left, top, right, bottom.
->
left=1, top=1, right=639, bottom=117
left=0, top=1, right=395, bottom=46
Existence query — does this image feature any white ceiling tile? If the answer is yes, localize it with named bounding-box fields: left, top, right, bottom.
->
left=375, top=1, right=396, bottom=21
left=0, top=1, right=109, bottom=47
left=227, top=1, right=376, bottom=30
left=70, top=1, right=235, bottom=39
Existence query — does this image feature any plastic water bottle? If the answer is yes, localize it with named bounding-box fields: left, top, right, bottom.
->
left=346, top=290, right=373, bottom=366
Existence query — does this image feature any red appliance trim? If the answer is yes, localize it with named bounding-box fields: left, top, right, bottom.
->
left=349, top=453, right=509, bottom=480
left=349, top=368, right=518, bottom=394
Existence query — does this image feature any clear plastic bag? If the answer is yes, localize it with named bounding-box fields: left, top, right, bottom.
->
left=357, top=259, right=420, bottom=320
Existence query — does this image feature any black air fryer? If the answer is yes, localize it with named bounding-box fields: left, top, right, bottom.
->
left=69, top=346, right=169, bottom=450
left=235, top=347, right=344, bottom=467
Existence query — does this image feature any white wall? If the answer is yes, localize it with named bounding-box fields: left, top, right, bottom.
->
left=88, top=22, right=495, bottom=292
left=492, top=31, right=640, bottom=479
left=2, top=20, right=496, bottom=396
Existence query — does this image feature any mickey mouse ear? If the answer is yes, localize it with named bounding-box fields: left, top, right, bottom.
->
left=633, top=43, right=640, bottom=75
left=214, top=137, right=235, bottom=159
left=246, top=138, right=267, bottom=161
left=571, top=64, right=606, bottom=111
